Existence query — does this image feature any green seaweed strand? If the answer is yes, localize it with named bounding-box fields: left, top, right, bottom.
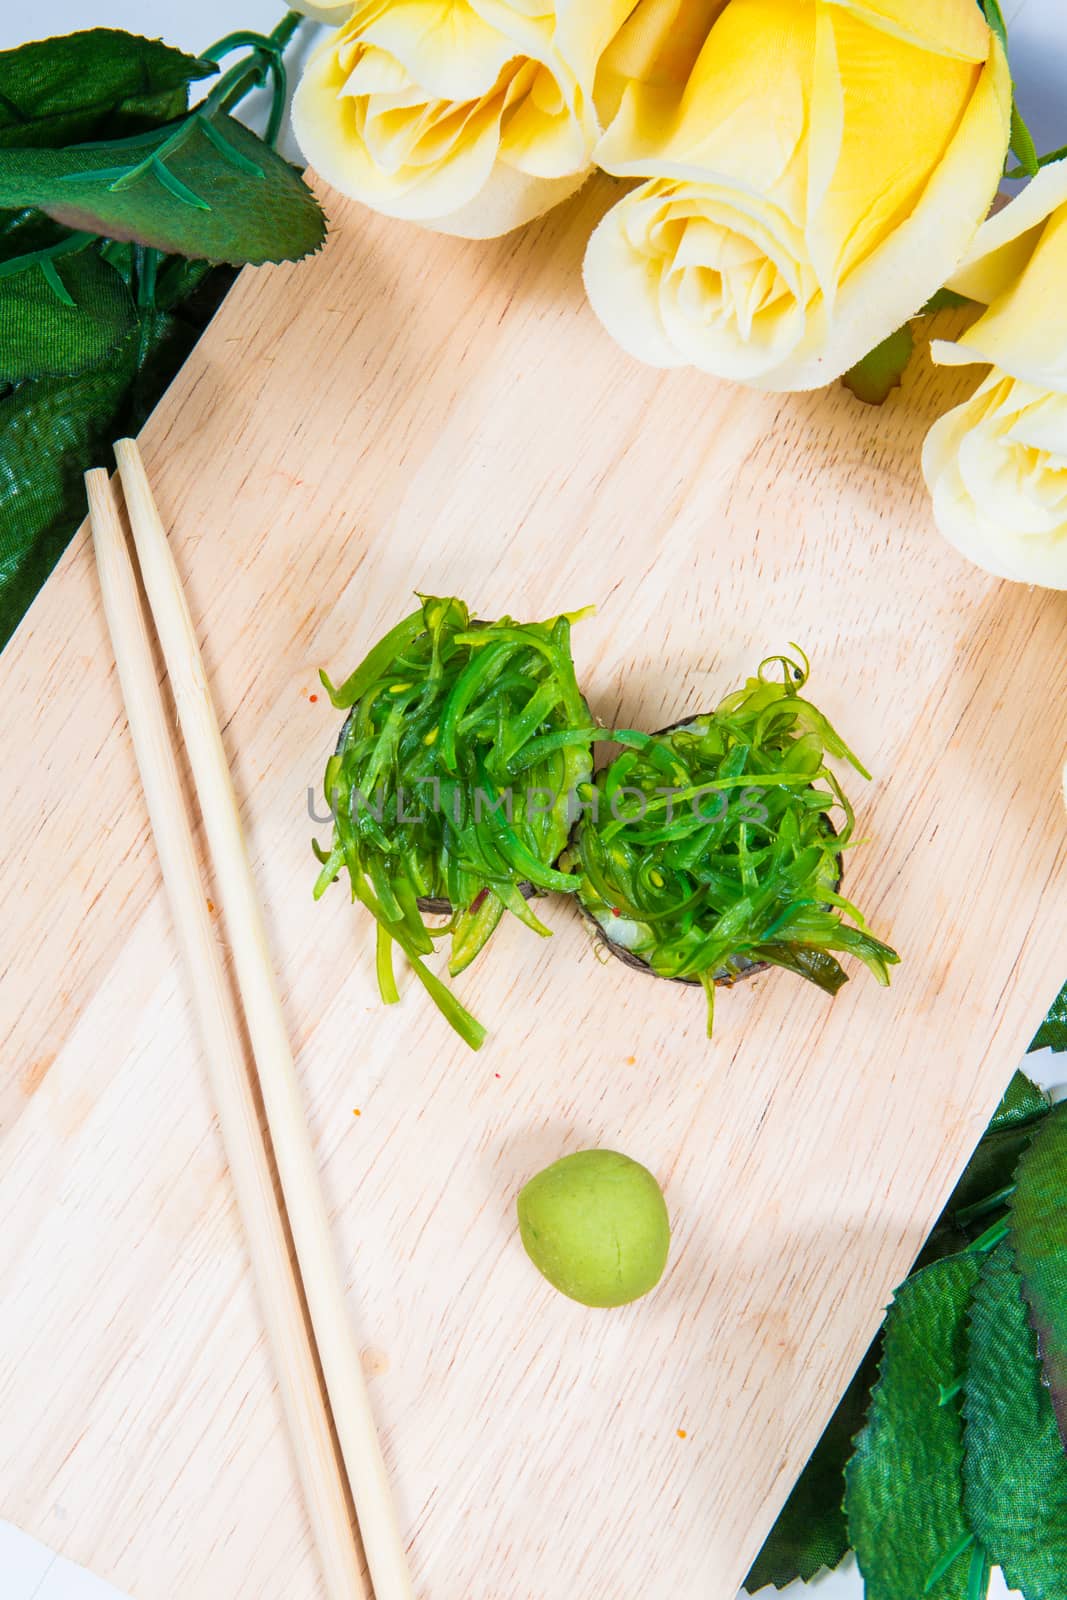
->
left=566, top=649, right=898, bottom=1033
left=315, top=595, right=597, bottom=1047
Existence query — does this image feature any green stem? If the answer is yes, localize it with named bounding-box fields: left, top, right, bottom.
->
left=108, top=119, right=199, bottom=193
left=970, top=1217, right=1011, bottom=1255
left=134, top=242, right=157, bottom=371
left=269, top=10, right=303, bottom=54
left=202, top=11, right=303, bottom=63
left=924, top=1531, right=974, bottom=1594
left=134, top=244, right=160, bottom=313
left=956, top=1183, right=1017, bottom=1228
left=375, top=922, right=400, bottom=1005
left=97, top=8, right=302, bottom=203
left=937, top=1377, right=964, bottom=1407
left=202, top=30, right=277, bottom=63
left=39, top=257, right=75, bottom=307
left=0, top=230, right=95, bottom=281
left=201, top=57, right=269, bottom=119
left=966, top=1544, right=991, bottom=1600
left=1006, top=141, right=1067, bottom=180
left=200, top=11, right=302, bottom=145
left=264, top=58, right=289, bottom=149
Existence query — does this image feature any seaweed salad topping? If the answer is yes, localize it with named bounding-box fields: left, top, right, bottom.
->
left=314, top=595, right=597, bottom=1048
left=564, top=649, right=899, bottom=1036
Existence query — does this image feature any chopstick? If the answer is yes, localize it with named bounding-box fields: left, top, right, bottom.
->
left=87, top=445, right=413, bottom=1600
left=112, top=438, right=414, bottom=1600
left=86, top=467, right=369, bottom=1600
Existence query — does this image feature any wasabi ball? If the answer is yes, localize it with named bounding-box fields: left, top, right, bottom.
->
left=517, top=1149, right=670, bottom=1308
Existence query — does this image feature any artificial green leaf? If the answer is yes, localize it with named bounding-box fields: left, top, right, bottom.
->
left=979, top=1, right=1041, bottom=180
left=845, top=1254, right=982, bottom=1600
left=0, top=112, right=326, bottom=265
left=0, top=206, right=74, bottom=265
left=988, top=1070, right=1053, bottom=1133
left=1031, top=981, right=1067, bottom=1053
left=911, top=1074, right=1049, bottom=1267
left=0, top=261, right=232, bottom=650
left=1009, top=1103, right=1067, bottom=1442
left=842, top=325, right=914, bottom=406
left=0, top=338, right=139, bottom=647
left=752, top=1075, right=1051, bottom=1594
left=121, top=262, right=235, bottom=431
left=0, top=30, right=215, bottom=150
left=963, top=1242, right=1067, bottom=1599
left=96, top=244, right=232, bottom=324
left=940, top=1075, right=1049, bottom=1229
left=915, top=1221, right=972, bottom=1271
left=980, top=0, right=1007, bottom=50
left=1031, top=143, right=1067, bottom=172
left=745, top=1337, right=880, bottom=1592
left=0, top=245, right=134, bottom=380
left=152, top=252, right=229, bottom=315
left=1009, top=104, right=1040, bottom=179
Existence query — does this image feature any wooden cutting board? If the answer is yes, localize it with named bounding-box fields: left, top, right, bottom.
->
left=1, top=172, right=1066, bottom=1600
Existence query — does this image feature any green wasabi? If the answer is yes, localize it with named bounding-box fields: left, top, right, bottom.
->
left=517, top=1149, right=671, bottom=1308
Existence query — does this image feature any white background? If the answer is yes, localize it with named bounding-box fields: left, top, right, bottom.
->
left=1, top=1, right=1064, bottom=1597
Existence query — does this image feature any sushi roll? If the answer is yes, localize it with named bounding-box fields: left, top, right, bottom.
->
left=562, top=649, right=898, bottom=1035
left=314, top=595, right=597, bottom=1047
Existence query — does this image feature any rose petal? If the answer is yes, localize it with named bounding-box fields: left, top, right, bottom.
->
left=357, top=0, right=521, bottom=101
left=421, top=164, right=589, bottom=237
left=552, top=0, right=635, bottom=93
left=294, top=33, right=506, bottom=217
left=292, top=0, right=607, bottom=237
left=586, top=21, right=1008, bottom=390
left=501, top=65, right=590, bottom=176
left=949, top=156, right=1067, bottom=305
left=768, top=29, right=1010, bottom=388
left=935, top=199, right=1067, bottom=392
left=826, top=0, right=989, bottom=62
left=583, top=183, right=691, bottom=368
left=806, top=5, right=982, bottom=295
left=923, top=372, right=1067, bottom=587
left=584, top=178, right=813, bottom=379
left=343, top=48, right=413, bottom=96
left=596, top=0, right=814, bottom=204
left=593, top=0, right=729, bottom=131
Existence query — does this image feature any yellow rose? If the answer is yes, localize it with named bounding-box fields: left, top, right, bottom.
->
left=923, top=159, right=1067, bottom=588
left=592, top=0, right=730, bottom=131
left=291, top=0, right=633, bottom=239
left=583, top=0, right=1011, bottom=390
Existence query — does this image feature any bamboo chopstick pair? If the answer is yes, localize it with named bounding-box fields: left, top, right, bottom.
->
left=86, top=442, right=413, bottom=1600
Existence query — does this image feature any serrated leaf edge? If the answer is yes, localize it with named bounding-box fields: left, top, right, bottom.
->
left=844, top=1259, right=981, bottom=1599
left=1007, top=1108, right=1067, bottom=1448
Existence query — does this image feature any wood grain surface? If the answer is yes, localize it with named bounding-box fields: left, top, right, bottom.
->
left=1, top=172, right=1066, bottom=1600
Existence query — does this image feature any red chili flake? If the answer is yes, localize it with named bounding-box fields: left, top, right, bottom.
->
left=471, top=889, right=489, bottom=913
left=610, top=907, right=621, bottom=916
left=494, top=1072, right=501, bottom=1080
left=206, top=899, right=215, bottom=914
left=309, top=693, right=319, bottom=703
